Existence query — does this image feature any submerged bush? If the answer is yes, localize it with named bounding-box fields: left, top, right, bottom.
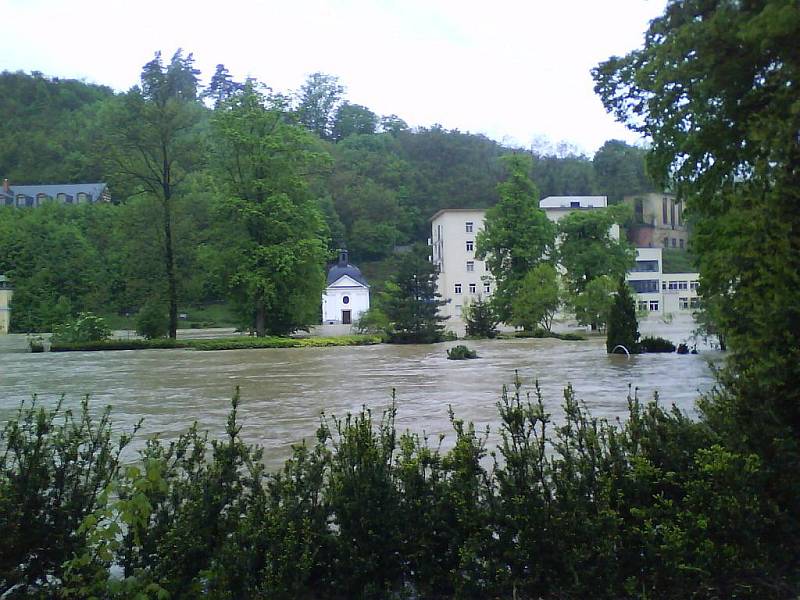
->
left=639, top=336, right=676, bottom=353
left=50, top=312, right=112, bottom=344
left=447, top=344, right=478, bottom=359
left=1, top=382, right=796, bottom=598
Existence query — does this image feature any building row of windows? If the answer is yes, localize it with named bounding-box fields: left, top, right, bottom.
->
left=454, top=282, right=491, bottom=295
left=630, top=279, right=660, bottom=294
left=631, top=259, right=660, bottom=272
left=663, top=236, right=685, bottom=249
left=3, top=192, right=94, bottom=207
left=663, top=280, right=699, bottom=291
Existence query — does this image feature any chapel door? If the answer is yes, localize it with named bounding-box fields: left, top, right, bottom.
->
left=341, top=310, right=352, bottom=325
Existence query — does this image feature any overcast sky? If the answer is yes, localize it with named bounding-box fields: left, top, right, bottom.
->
left=0, top=0, right=666, bottom=155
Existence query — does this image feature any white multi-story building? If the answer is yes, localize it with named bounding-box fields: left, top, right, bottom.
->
left=0, top=275, right=11, bottom=335
left=430, top=209, right=493, bottom=321
left=431, top=204, right=700, bottom=329
left=626, top=248, right=700, bottom=317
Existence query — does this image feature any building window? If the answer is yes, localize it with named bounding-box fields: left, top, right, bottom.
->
left=484, top=283, right=491, bottom=294
left=631, top=260, right=659, bottom=272
left=342, top=296, right=350, bottom=305
left=465, top=221, right=473, bottom=233
left=690, top=280, right=699, bottom=290
left=663, top=237, right=669, bottom=248
left=466, top=261, right=474, bottom=272
left=662, top=197, right=668, bottom=224
left=455, top=304, right=462, bottom=316
left=570, top=201, right=580, bottom=208
left=454, top=283, right=462, bottom=294
left=649, top=300, right=660, bottom=311
left=690, top=297, right=700, bottom=309
left=662, top=280, right=667, bottom=290
left=466, top=240, right=474, bottom=252
left=630, top=279, right=660, bottom=293
left=668, top=280, right=678, bottom=290
left=678, top=281, right=688, bottom=290
left=671, top=238, right=677, bottom=248
left=679, top=297, right=689, bottom=310
left=37, top=193, right=50, bottom=205
left=679, top=238, right=684, bottom=249
left=638, top=300, right=648, bottom=311
left=469, top=283, right=476, bottom=294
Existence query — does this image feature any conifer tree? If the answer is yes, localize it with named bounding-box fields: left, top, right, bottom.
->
left=606, top=278, right=639, bottom=354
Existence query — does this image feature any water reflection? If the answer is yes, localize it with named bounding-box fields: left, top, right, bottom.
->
left=0, top=338, right=720, bottom=470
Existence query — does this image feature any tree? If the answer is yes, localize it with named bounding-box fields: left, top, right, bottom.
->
left=382, top=245, right=447, bottom=343
left=593, top=0, right=800, bottom=441
left=476, top=154, right=556, bottom=322
left=210, top=82, right=329, bottom=336
left=606, top=278, right=639, bottom=353
left=463, top=295, right=499, bottom=338
left=201, top=63, right=242, bottom=107
left=296, top=72, right=344, bottom=140
left=331, top=102, right=378, bottom=141
left=592, top=140, right=653, bottom=204
left=557, top=206, right=634, bottom=298
left=510, top=264, right=560, bottom=332
left=572, top=275, right=615, bottom=331
left=99, top=50, right=205, bottom=338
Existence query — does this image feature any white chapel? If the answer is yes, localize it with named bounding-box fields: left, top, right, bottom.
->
left=321, top=250, right=370, bottom=325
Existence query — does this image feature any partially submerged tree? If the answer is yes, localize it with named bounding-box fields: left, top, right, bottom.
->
left=572, top=275, right=615, bottom=332
left=382, top=245, right=447, bottom=343
left=510, top=263, right=561, bottom=332
left=606, top=278, right=639, bottom=353
left=476, top=154, right=556, bottom=322
left=464, top=295, right=499, bottom=338
left=210, top=82, right=329, bottom=336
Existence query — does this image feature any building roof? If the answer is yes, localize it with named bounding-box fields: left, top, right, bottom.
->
left=326, top=250, right=369, bottom=287
left=429, top=207, right=488, bottom=222
left=539, top=196, right=608, bottom=209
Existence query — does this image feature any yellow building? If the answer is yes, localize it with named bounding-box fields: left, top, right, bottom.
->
left=0, top=275, right=12, bottom=335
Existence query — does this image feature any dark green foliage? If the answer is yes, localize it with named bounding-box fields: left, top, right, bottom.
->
left=0, top=396, right=136, bottom=597
left=606, top=278, right=640, bottom=354
left=446, top=344, right=478, bottom=359
left=592, top=139, right=654, bottom=204
left=512, top=329, right=586, bottom=341
left=135, top=299, right=170, bottom=339
left=382, top=245, right=447, bottom=343
left=463, top=295, right=499, bottom=338
left=639, top=336, right=676, bottom=353
left=4, top=383, right=794, bottom=599
left=661, top=248, right=697, bottom=273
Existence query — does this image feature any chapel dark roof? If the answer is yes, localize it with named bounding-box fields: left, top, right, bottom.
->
left=326, top=250, right=369, bottom=287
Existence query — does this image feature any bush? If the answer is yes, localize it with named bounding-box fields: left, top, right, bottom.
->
left=512, top=329, right=586, bottom=341
left=353, top=307, right=391, bottom=339
left=50, top=312, right=112, bottom=344
left=447, top=344, right=478, bottom=359
left=2, top=385, right=795, bottom=598
left=135, top=300, right=169, bottom=339
left=639, top=336, right=676, bottom=353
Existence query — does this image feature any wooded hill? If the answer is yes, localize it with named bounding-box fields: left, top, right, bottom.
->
left=0, top=61, right=655, bottom=332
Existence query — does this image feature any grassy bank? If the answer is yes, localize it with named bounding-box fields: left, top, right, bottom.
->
left=36, top=334, right=383, bottom=352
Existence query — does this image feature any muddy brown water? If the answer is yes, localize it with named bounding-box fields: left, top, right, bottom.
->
left=0, top=336, right=719, bottom=471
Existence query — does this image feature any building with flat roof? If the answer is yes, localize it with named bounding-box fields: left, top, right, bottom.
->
left=623, top=192, right=689, bottom=250
left=0, top=275, right=12, bottom=335
left=626, top=248, right=700, bottom=317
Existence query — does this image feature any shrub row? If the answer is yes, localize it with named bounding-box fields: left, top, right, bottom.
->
left=511, top=329, right=587, bottom=341
left=39, top=335, right=382, bottom=353
left=2, top=381, right=796, bottom=598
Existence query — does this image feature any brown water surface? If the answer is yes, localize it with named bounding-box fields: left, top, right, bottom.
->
left=0, top=337, right=719, bottom=470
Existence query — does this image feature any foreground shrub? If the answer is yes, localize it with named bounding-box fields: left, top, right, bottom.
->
left=136, top=300, right=169, bottom=340
left=2, top=383, right=796, bottom=598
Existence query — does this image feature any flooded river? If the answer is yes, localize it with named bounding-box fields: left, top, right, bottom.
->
left=0, top=335, right=720, bottom=470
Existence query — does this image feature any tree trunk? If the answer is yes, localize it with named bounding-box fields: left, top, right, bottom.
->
left=255, top=301, right=266, bottom=337
left=162, top=198, right=178, bottom=339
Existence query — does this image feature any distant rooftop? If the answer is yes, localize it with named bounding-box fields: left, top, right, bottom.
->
left=539, top=196, right=608, bottom=209
left=1, top=181, right=110, bottom=206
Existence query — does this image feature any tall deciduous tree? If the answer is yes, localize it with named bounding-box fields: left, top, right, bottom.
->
left=593, top=0, right=800, bottom=442
left=510, top=263, right=560, bottom=332
left=296, top=72, right=344, bottom=140
left=557, top=206, right=634, bottom=298
left=382, top=245, right=447, bottom=343
left=476, top=154, right=556, bottom=322
left=331, top=102, right=378, bottom=141
left=592, top=140, right=653, bottom=204
left=210, top=82, right=329, bottom=336
left=99, top=50, right=205, bottom=338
